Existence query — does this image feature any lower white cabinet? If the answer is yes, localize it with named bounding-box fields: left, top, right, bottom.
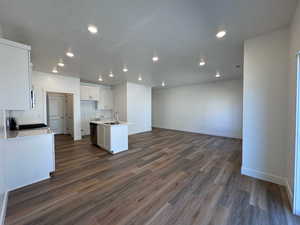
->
left=3, top=133, right=55, bottom=191
left=97, top=123, right=128, bottom=154
left=97, top=124, right=108, bottom=149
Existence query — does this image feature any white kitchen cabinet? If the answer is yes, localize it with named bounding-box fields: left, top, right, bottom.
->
left=4, top=132, right=55, bottom=191
left=97, top=87, right=113, bottom=110
left=97, top=124, right=110, bottom=150
left=0, top=38, right=31, bottom=110
left=80, top=85, right=99, bottom=101
left=95, top=122, right=128, bottom=154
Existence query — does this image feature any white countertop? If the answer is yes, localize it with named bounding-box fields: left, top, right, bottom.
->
left=90, top=120, right=129, bottom=127
left=6, top=127, right=53, bottom=139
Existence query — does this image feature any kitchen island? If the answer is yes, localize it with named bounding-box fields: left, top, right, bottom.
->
left=90, top=121, right=128, bottom=154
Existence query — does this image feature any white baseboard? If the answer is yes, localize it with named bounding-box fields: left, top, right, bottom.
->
left=0, top=192, right=8, bottom=225
left=7, top=175, right=50, bottom=192
left=241, top=167, right=285, bottom=185
left=285, top=179, right=293, bottom=209
left=152, top=126, right=242, bottom=139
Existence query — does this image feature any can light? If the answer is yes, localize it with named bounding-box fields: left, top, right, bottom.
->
left=138, top=74, right=142, bottom=81
left=52, top=67, right=58, bottom=74
left=216, top=30, right=226, bottom=39
left=123, top=66, right=128, bottom=73
left=109, top=72, right=114, bottom=78
left=58, top=59, right=64, bottom=67
left=88, top=25, right=98, bottom=34
left=152, top=56, right=159, bottom=62
left=199, top=59, right=206, bottom=66
left=66, top=50, right=74, bottom=58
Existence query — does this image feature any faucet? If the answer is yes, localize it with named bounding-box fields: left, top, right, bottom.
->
left=114, top=112, right=119, bottom=122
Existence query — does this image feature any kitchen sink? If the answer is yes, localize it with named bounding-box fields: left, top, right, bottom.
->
left=104, top=121, right=120, bottom=125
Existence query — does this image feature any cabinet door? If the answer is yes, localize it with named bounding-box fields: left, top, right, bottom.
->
left=80, top=86, right=89, bottom=101
left=81, top=86, right=99, bottom=101
left=104, top=126, right=111, bottom=151
left=0, top=42, right=30, bottom=110
left=97, top=124, right=105, bottom=148
left=90, top=86, right=99, bottom=101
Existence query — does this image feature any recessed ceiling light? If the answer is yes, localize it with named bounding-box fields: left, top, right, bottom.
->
left=123, top=66, right=128, bottom=73
left=215, top=72, right=221, bottom=78
left=199, top=59, right=206, bottom=66
left=88, top=25, right=98, bottom=34
left=216, top=30, right=226, bottom=39
left=98, top=75, right=103, bottom=81
left=152, top=56, right=159, bottom=62
left=138, top=74, right=142, bottom=81
left=162, top=81, right=166, bottom=87
left=57, top=59, right=65, bottom=67
left=66, top=50, right=74, bottom=58
left=52, top=67, right=58, bottom=74
left=109, top=71, right=114, bottom=78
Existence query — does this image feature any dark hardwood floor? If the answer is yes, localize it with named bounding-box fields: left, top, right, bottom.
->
left=5, top=128, right=300, bottom=225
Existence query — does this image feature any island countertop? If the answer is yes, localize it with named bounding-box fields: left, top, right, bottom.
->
left=90, top=120, right=129, bottom=127
left=6, top=127, right=53, bottom=139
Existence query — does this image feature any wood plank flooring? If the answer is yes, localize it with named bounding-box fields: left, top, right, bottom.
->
left=5, top=128, right=300, bottom=225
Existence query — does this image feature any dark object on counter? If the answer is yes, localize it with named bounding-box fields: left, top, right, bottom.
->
left=18, top=123, right=47, bottom=130
left=90, top=123, right=98, bottom=145
left=8, top=117, right=18, bottom=130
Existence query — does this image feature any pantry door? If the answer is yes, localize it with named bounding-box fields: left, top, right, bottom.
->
left=48, top=93, right=66, bottom=134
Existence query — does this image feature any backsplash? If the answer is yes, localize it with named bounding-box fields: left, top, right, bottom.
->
left=80, top=101, right=112, bottom=135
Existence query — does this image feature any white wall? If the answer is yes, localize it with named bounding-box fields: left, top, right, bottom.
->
left=0, top=110, right=4, bottom=139
left=0, top=111, right=6, bottom=225
left=288, top=0, right=300, bottom=214
left=145, top=87, right=152, bottom=132
left=152, top=79, right=243, bottom=138
left=113, top=83, right=127, bottom=122
left=112, top=82, right=152, bottom=135
left=0, top=142, right=6, bottom=225
left=11, top=71, right=82, bottom=140
left=242, top=28, right=289, bottom=185
left=127, top=82, right=152, bottom=135
left=80, top=101, right=111, bottom=135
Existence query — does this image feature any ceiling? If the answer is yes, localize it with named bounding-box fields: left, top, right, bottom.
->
left=0, top=0, right=297, bottom=87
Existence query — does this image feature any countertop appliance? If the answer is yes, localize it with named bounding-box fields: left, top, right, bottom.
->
left=90, top=122, right=98, bottom=145
left=18, top=123, right=47, bottom=130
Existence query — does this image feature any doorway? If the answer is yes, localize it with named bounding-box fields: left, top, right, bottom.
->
left=47, top=92, right=74, bottom=137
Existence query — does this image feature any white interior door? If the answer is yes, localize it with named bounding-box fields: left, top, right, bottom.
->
left=48, top=94, right=66, bottom=134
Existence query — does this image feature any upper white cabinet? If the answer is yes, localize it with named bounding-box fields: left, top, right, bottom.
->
left=80, top=85, right=99, bottom=101
left=98, top=87, right=113, bottom=110
left=80, top=84, right=113, bottom=110
left=0, top=38, right=31, bottom=110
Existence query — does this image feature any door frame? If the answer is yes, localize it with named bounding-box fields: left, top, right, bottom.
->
left=294, top=52, right=300, bottom=215
left=45, top=91, right=75, bottom=139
